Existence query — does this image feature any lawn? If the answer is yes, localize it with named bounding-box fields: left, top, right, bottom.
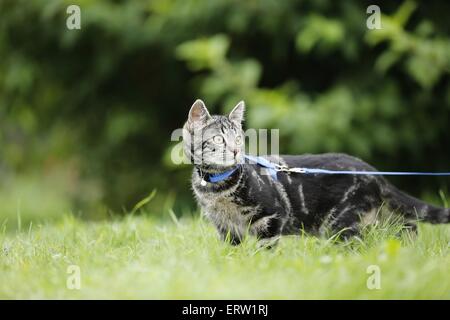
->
left=0, top=213, right=449, bottom=299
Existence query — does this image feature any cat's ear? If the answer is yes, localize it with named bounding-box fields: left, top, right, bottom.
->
left=188, top=99, right=211, bottom=126
left=229, top=101, right=245, bottom=125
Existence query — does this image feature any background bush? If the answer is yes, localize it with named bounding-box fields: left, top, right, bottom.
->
left=0, top=0, right=449, bottom=224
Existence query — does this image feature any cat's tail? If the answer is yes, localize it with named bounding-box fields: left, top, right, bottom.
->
left=382, top=184, right=449, bottom=223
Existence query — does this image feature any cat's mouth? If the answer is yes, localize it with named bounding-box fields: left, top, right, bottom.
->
left=199, top=162, right=238, bottom=173
left=198, top=151, right=243, bottom=171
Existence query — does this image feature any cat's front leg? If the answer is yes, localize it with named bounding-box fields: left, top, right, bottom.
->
left=215, top=225, right=242, bottom=246
left=251, top=214, right=283, bottom=249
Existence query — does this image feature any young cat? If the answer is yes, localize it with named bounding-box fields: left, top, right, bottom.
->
left=183, top=99, right=449, bottom=245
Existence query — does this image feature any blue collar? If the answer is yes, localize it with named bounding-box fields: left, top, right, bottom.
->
left=202, top=155, right=280, bottom=183
left=205, top=166, right=240, bottom=183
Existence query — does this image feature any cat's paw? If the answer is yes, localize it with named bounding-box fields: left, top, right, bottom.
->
left=257, top=235, right=280, bottom=250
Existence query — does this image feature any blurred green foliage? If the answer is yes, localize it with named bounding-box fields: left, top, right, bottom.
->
left=0, top=0, right=449, bottom=222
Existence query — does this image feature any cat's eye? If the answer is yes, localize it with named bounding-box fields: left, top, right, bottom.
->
left=212, top=135, right=224, bottom=144
left=235, top=136, right=243, bottom=145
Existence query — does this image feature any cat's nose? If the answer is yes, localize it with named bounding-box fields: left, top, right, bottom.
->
left=233, top=149, right=239, bottom=158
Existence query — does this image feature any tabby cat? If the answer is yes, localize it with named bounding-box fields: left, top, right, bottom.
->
left=183, top=99, right=449, bottom=245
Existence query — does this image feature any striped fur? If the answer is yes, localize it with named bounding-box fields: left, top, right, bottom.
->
left=184, top=100, right=450, bottom=244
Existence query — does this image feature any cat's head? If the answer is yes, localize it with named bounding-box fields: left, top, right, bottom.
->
left=183, top=99, right=245, bottom=171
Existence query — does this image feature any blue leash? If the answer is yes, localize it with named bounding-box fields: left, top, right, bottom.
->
left=206, top=155, right=450, bottom=184
left=290, top=168, right=450, bottom=176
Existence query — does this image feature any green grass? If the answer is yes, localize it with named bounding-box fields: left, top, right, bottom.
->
left=0, top=214, right=449, bottom=299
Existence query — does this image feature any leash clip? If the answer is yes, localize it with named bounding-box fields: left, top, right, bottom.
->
left=275, top=165, right=308, bottom=174
left=287, top=167, right=307, bottom=174
left=276, top=164, right=291, bottom=173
